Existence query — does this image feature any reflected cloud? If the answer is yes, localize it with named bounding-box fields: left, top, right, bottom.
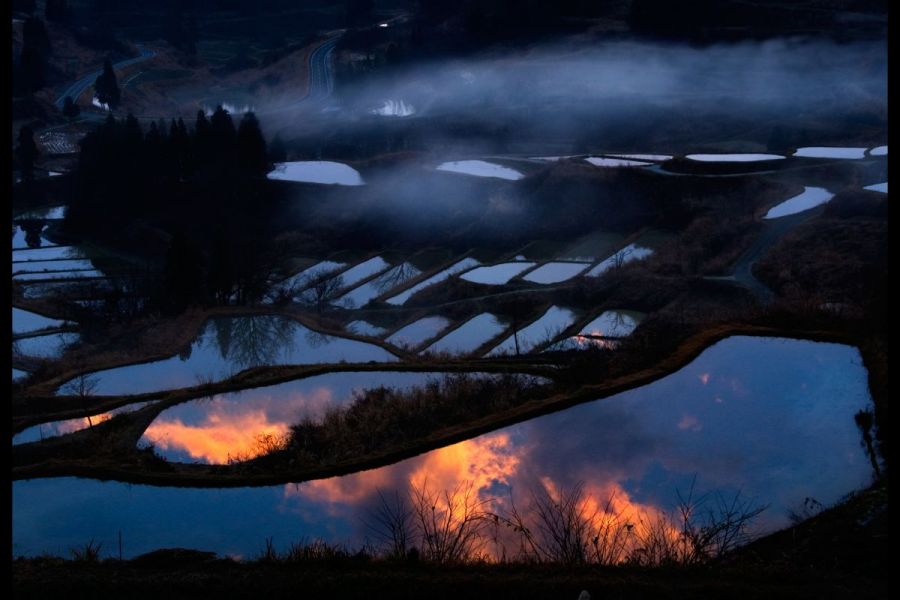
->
left=140, top=373, right=506, bottom=464
left=143, top=410, right=290, bottom=464
left=142, top=387, right=338, bottom=464
left=214, top=316, right=301, bottom=371
left=12, top=337, right=875, bottom=560
left=277, top=336, right=873, bottom=549
left=288, top=432, right=522, bottom=513
left=677, top=415, right=702, bottom=432
left=56, top=316, right=396, bottom=396
left=408, top=433, right=521, bottom=502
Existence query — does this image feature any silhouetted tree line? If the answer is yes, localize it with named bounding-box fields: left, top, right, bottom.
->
left=70, top=106, right=271, bottom=216
left=62, top=96, right=81, bottom=119
left=15, top=16, right=52, bottom=94
left=93, top=59, right=121, bottom=109
left=65, top=107, right=284, bottom=314
left=154, top=225, right=281, bottom=314
left=15, top=126, right=40, bottom=182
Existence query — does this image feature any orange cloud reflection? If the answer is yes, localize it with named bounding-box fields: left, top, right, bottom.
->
left=141, top=386, right=342, bottom=464
left=534, top=477, right=683, bottom=561
left=286, top=432, right=522, bottom=511
left=408, top=432, right=520, bottom=498
left=677, top=415, right=702, bottom=431
left=55, top=412, right=113, bottom=436
left=143, top=410, right=289, bottom=464
left=280, top=427, right=688, bottom=563
left=571, top=330, right=620, bottom=350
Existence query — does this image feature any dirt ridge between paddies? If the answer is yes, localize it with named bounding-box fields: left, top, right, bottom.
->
left=12, top=322, right=882, bottom=488
left=12, top=358, right=560, bottom=432
left=14, top=305, right=413, bottom=399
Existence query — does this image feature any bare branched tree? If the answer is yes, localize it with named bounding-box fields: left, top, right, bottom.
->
left=680, top=488, right=767, bottom=562
left=503, top=482, right=631, bottom=566
left=612, top=246, right=634, bottom=269
left=298, top=274, right=345, bottom=313
left=410, top=479, right=491, bottom=564
left=62, top=370, right=100, bottom=428
left=628, top=478, right=766, bottom=566
left=535, top=324, right=567, bottom=352
left=365, top=489, right=414, bottom=560
left=854, top=408, right=882, bottom=481
left=360, top=477, right=764, bottom=567
left=373, top=263, right=419, bottom=296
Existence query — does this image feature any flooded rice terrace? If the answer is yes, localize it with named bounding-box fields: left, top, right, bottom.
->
left=53, top=315, right=398, bottom=396
left=267, top=161, right=365, bottom=186
left=137, top=371, right=503, bottom=464
left=10, top=32, right=887, bottom=569
left=13, top=336, right=875, bottom=558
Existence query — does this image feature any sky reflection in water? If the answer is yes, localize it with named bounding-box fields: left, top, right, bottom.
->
left=14, top=337, right=873, bottom=559
left=140, top=372, right=470, bottom=464
left=55, top=316, right=396, bottom=396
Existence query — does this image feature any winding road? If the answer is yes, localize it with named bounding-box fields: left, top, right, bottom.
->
left=53, top=44, right=157, bottom=110
left=255, top=33, right=342, bottom=117
left=305, top=35, right=339, bottom=100
left=705, top=204, right=827, bottom=304
left=52, top=33, right=336, bottom=120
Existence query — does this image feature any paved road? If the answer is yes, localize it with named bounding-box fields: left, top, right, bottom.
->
left=53, top=45, right=157, bottom=110
left=306, top=36, right=339, bottom=100
left=51, top=29, right=339, bottom=120
left=706, top=204, right=827, bottom=304
left=259, top=34, right=341, bottom=117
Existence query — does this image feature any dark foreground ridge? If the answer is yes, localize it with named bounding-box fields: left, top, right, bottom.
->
left=12, top=484, right=887, bottom=600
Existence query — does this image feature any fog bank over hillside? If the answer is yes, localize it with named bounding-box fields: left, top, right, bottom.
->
left=261, top=38, right=886, bottom=145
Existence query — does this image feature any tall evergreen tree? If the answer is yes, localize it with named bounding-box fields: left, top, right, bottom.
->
left=156, top=118, right=168, bottom=140
left=15, top=126, right=40, bottom=182
left=209, top=105, right=237, bottom=146
left=207, top=235, right=235, bottom=304
left=194, top=110, right=211, bottom=155
left=236, top=112, right=269, bottom=177
left=163, top=231, right=206, bottom=314
left=174, top=118, right=192, bottom=177
left=208, top=105, right=238, bottom=174
left=123, top=113, right=143, bottom=145
left=19, top=17, right=51, bottom=92
left=145, top=121, right=161, bottom=144
left=62, top=96, right=80, bottom=119
left=145, top=121, right=165, bottom=178
left=195, top=110, right=210, bottom=136
left=94, top=59, right=121, bottom=109
left=19, top=45, right=46, bottom=92
left=268, top=134, right=287, bottom=163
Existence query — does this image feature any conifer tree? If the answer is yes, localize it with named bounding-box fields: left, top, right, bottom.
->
left=94, top=59, right=121, bottom=108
